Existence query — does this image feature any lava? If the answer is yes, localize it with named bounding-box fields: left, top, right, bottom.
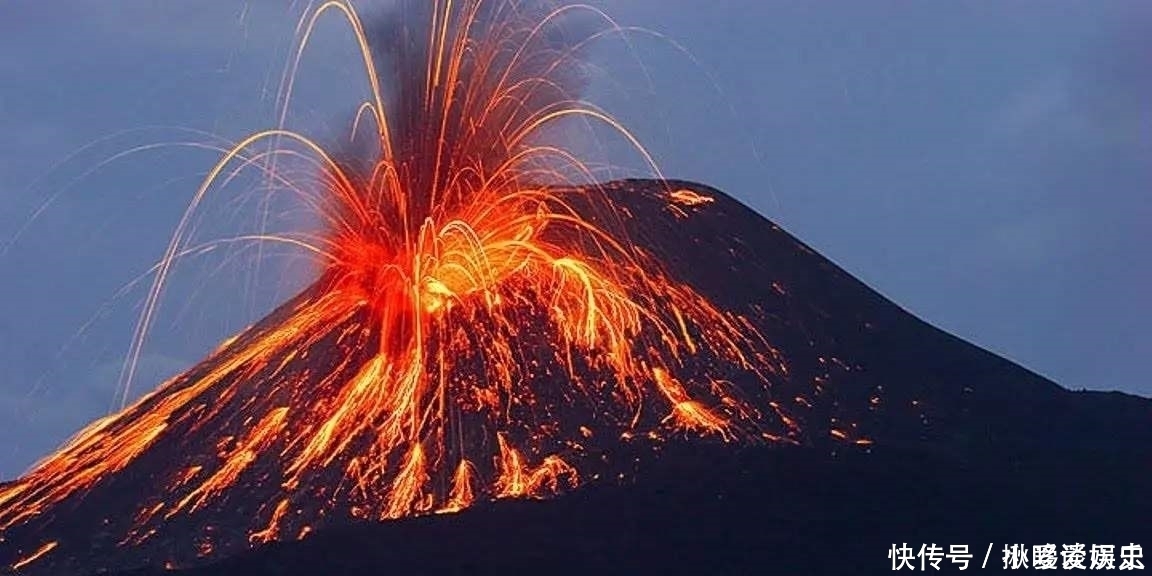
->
left=0, top=0, right=815, bottom=570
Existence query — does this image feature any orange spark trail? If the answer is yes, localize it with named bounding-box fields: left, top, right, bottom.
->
left=10, top=542, right=58, bottom=571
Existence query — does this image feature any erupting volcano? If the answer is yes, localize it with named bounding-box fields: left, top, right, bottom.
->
left=3, top=1, right=1150, bottom=575
left=0, top=1, right=824, bottom=572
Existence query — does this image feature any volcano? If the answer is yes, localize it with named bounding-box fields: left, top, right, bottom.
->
left=3, top=0, right=1150, bottom=573
left=2, top=179, right=1149, bottom=575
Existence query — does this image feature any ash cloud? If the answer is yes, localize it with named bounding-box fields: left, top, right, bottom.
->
left=336, top=0, right=600, bottom=177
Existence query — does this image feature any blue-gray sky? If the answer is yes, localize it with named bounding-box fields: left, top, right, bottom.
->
left=1, top=1, right=1149, bottom=479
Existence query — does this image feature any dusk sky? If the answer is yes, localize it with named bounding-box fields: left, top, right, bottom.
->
left=1, top=1, right=1148, bottom=479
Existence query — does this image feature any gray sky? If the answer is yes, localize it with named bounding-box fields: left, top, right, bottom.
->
left=1, top=1, right=1149, bottom=479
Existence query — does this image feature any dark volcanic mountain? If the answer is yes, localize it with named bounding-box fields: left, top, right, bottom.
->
left=2, top=180, right=1148, bottom=576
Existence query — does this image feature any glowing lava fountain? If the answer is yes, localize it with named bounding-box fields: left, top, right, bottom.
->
left=0, top=1, right=831, bottom=571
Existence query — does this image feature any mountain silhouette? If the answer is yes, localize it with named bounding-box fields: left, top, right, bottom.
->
left=1, top=180, right=1148, bottom=576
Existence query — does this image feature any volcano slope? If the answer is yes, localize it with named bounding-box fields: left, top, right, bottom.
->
left=2, top=179, right=1149, bottom=576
